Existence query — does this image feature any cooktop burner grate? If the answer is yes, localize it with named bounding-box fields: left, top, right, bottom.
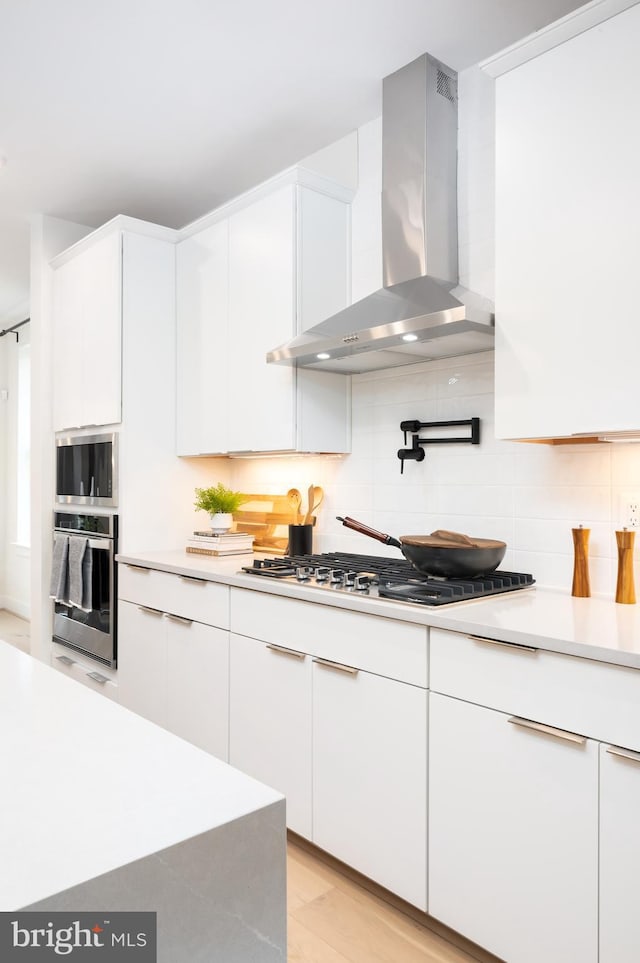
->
left=241, top=552, right=535, bottom=605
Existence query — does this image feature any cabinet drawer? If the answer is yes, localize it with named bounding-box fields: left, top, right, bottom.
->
left=230, top=588, right=427, bottom=686
left=119, top=564, right=229, bottom=628
left=430, top=627, right=640, bottom=751
left=51, top=643, right=119, bottom=702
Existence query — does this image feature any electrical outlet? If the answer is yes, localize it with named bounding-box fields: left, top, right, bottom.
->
left=623, top=495, right=640, bottom=528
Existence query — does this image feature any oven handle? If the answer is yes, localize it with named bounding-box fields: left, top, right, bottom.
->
left=53, top=534, right=114, bottom=551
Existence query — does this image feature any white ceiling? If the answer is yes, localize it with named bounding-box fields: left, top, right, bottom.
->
left=0, top=0, right=585, bottom=321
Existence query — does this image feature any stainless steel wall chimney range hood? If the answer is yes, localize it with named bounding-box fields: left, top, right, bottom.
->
left=267, top=53, right=494, bottom=374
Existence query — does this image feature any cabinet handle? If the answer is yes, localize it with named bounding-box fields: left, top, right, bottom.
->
left=126, top=564, right=150, bottom=573
left=87, top=671, right=109, bottom=685
left=606, top=745, right=640, bottom=765
left=266, top=643, right=305, bottom=660
left=137, top=605, right=163, bottom=617
left=165, top=613, right=193, bottom=626
left=508, top=716, right=586, bottom=745
left=468, top=634, right=538, bottom=654
left=55, top=654, right=75, bottom=666
left=313, top=657, right=359, bottom=676
left=179, top=575, right=208, bottom=585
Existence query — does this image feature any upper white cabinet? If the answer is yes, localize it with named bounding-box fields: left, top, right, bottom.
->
left=52, top=231, right=122, bottom=430
left=491, top=2, right=640, bottom=440
left=176, top=172, right=352, bottom=455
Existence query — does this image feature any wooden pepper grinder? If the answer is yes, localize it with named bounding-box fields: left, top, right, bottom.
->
left=615, top=528, right=636, bottom=604
left=571, top=526, right=591, bottom=597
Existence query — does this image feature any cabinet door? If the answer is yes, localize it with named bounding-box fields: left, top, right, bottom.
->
left=52, top=232, right=121, bottom=431
left=52, top=255, right=84, bottom=431
left=81, top=232, right=122, bottom=427
left=312, top=659, right=427, bottom=910
left=176, top=221, right=230, bottom=455
left=229, top=633, right=312, bottom=838
left=495, top=4, right=640, bottom=439
left=117, top=600, right=167, bottom=728
left=429, top=693, right=598, bottom=963
left=166, top=617, right=229, bottom=761
left=228, top=187, right=295, bottom=452
left=600, top=743, right=640, bottom=963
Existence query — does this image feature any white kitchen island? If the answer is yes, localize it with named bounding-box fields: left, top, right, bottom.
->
left=0, top=640, right=286, bottom=962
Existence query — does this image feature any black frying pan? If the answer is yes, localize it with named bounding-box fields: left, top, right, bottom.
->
left=336, top=516, right=506, bottom=579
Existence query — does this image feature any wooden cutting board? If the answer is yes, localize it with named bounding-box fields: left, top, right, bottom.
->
left=234, top=491, right=314, bottom=554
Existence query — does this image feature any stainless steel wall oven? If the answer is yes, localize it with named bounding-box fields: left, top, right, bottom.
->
left=52, top=511, right=118, bottom=667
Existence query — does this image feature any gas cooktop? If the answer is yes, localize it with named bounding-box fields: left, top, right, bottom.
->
left=241, top=552, right=535, bottom=606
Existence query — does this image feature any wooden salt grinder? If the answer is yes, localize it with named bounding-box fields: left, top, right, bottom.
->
left=615, top=528, right=636, bottom=604
left=571, top=526, right=591, bottom=597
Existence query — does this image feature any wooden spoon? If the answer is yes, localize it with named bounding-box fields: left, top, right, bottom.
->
left=305, top=485, right=324, bottom=524
left=287, top=488, right=302, bottom=524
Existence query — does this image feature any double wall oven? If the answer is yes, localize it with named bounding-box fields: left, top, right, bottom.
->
left=53, top=431, right=118, bottom=667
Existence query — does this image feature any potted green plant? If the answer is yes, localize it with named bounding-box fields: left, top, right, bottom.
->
left=194, top=484, right=247, bottom=533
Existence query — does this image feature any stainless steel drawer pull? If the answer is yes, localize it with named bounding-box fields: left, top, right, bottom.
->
left=508, top=716, right=586, bottom=745
left=87, top=671, right=109, bottom=685
left=55, top=655, right=75, bottom=666
left=126, top=565, right=150, bottom=573
left=606, top=745, right=640, bottom=765
left=266, top=644, right=305, bottom=660
left=165, top=613, right=193, bottom=626
left=313, top=657, right=359, bottom=676
left=179, top=575, right=208, bottom=585
left=468, top=634, right=538, bottom=654
left=137, top=605, right=163, bottom=617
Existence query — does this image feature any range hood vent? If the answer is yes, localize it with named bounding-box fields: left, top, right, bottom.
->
left=267, top=53, right=494, bottom=374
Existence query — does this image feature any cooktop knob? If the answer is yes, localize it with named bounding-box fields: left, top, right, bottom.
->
left=342, top=571, right=358, bottom=587
left=295, top=566, right=313, bottom=582
left=354, top=574, right=371, bottom=591
left=329, top=569, right=344, bottom=584
left=315, top=567, right=331, bottom=582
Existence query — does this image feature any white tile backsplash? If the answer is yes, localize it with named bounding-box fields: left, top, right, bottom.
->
left=227, top=66, right=640, bottom=600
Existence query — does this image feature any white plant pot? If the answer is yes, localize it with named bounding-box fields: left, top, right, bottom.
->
left=209, top=512, right=233, bottom=534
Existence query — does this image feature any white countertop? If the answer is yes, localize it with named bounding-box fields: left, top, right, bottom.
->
left=0, top=641, right=282, bottom=910
left=118, top=549, right=640, bottom=670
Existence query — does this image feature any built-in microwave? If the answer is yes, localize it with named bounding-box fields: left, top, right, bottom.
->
left=56, top=432, right=118, bottom=508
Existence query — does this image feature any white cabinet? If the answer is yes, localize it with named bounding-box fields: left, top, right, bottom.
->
left=312, top=657, right=427, bottom=909
left=228, top=587, right=428, bottom=908
left=176, top=173, right=352, bottom=455
left=492, top=2, right=640, bottom=440
left=600, top=742, right=640, bottom=963
left=118, top=566, right=230, bottom=759
left=229, top=633, right=312, bottom=838
left=176, top=220, right=230, bottom=456
left=428, top=693, right=598, bottom=963
left=52, top=231, right=122, bottom=431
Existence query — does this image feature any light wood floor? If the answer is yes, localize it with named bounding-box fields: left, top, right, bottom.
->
left=287, top=838, right=491, bottom=963
left=0, top=610, right=31, bottom=654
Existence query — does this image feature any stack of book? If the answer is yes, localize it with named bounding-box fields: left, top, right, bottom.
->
left=186, top=531, right=255, bottom=557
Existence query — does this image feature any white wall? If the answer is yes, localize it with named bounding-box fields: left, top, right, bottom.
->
left=228, top=66, right=640, bottom=599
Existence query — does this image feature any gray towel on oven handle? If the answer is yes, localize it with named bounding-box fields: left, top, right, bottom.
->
left=49, top=533, right=70, bottom=603
left=68, top=535, right=93, bottom=611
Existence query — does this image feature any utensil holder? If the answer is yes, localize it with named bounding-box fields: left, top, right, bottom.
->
left=615, top=528, right=636, bottom=604
left=288, top=524, right=313, bottom=556
left=571, top=526, right=591, bottom=597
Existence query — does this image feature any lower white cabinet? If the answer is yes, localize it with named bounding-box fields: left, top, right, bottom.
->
left=313, top=658, right=427, bottom=909
left=600, top=742, right=640, bottom=963
left=227, top=592, right=428, bottom=910
left=428, top=692, right=598, bottom=963
left=118, top=600, right=229, bottom=759
left=229, top=634, right=312, bottom=838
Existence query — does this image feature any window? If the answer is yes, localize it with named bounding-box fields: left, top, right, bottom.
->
left=15, top=342, right=30, bottom=546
